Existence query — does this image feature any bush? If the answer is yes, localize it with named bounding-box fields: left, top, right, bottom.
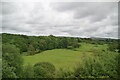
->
left=71, top=43, right=80, bottom=48
left=56, top=68, right=74, bottom=78
left=74, top=57, right=106, bottom=78
left=87, top=47, right=104, bottom=56
left=73, top=53, right=118, bottom=78
left=34, top=62, right=55, bottom=78
left=108, top=42, right=118, bottom=52
left=35, top=50, right=42, bottom=54
left=23, top=64, right=34, bottom=78
left=67, top=46, right=74, bottom=49
left=67, top=43, right=80, bottom=49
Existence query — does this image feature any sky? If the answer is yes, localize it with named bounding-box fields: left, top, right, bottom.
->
left=1, top=1, right=119, bottom=39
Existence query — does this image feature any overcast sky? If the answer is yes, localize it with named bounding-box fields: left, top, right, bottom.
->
left=1, top=1, right=118, bottom=39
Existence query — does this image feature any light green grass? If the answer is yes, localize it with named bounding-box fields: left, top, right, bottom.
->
left=23, top=49, right=90, bottom=70
left=23, top=43, right=108, bottom=70
left=75, top=43, right=108, bottom=52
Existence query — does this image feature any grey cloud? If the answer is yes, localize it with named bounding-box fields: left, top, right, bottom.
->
left=1, top=2, right=118, bottom=39
left=2, top=22, right=30, bottom=32
left=2, top=2, right=18, bottom=15
left=51, top=2, right=87, bottom=12
left=52, top=2, right=117, bottom=22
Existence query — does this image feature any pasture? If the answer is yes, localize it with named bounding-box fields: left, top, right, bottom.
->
left=23, top=43, right=108, bottom=70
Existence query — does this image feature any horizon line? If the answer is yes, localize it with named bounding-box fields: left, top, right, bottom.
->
left=1, top=32, right=119, bottom=40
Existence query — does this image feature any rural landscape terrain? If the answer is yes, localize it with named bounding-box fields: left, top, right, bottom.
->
left=2, top=33, right=120, bottom=79
left=1, top=1, right=119, bottom=79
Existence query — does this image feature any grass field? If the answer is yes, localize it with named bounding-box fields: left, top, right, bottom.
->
left=23, top=43, right=108, bottom=70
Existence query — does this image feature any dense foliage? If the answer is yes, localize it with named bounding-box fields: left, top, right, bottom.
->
left=2, top=33, right=80, bottom=55
left=1, top=33, right=119, bottom=79
left=34, top=62, right=55, bottom=78
left=74, top=53, right=118, bottom=78
left=2, top=44, right=23, bottom=78
left=2, top=33, right=119, bottom=55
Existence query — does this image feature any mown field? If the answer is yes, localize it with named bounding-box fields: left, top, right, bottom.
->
left=23, top=43, right=111, bottom=71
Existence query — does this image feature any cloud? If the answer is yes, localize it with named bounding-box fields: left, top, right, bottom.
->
left=1, top=2, right=118, bottom=39
left=51, top=2, right=117, bottom=22
left=2, top=2, right=18, bottom=14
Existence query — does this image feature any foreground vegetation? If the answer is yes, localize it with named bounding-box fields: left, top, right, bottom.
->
left=2, top=33, right=120, bottom=79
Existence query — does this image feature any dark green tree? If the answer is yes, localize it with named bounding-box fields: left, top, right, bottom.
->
left=28, top=44, right=35, bottom=55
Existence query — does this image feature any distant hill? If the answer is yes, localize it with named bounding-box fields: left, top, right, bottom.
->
left=91, top=37, right=112, bottom=40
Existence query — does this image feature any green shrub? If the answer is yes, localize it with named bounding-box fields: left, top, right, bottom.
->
left=73, top=53, right=118, bottom=78
left=108, top=42, right=118, bottom=52
left=56, top=68, right=74, bottom=78
left=34, top=62, right=55, bottom=78
left=23, top=64, right=34, bottom=78
left=67, top=43, right=80, bottom=49
left=35, top=49, right=41, bottom=54
left=67, top=46, right=74, bottom=49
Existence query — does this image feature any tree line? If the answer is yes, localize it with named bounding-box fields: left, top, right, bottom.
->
left=2, top=33, right=119, bottom=55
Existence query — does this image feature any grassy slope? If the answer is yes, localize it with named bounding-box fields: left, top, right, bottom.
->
left=23, top=43, right=108, bottom=70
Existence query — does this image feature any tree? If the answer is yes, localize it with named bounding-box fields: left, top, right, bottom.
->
left=28, top=44, right=35, bottom=55
left=2, top=44, right=23, bottom=78
left=2, top=60, right=17, bottom=78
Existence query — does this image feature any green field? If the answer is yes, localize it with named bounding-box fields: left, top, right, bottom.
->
left=23, top=43, right=109, bottom=70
